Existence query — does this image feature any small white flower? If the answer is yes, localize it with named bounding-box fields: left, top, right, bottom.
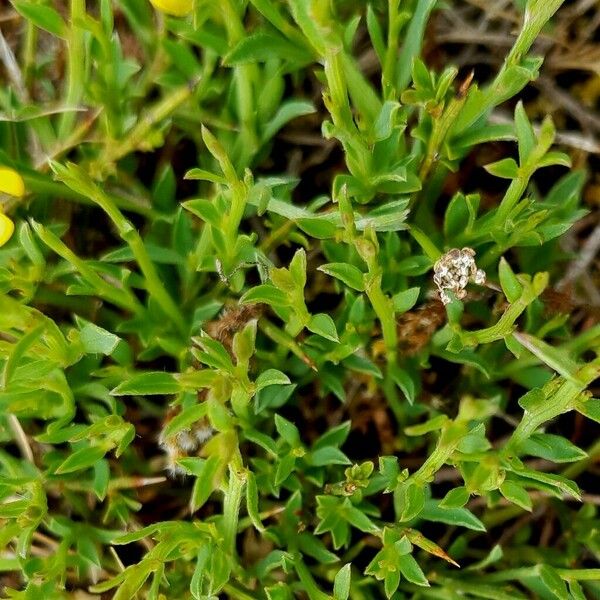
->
left=433, top=247, right=486, bottom=305
left=474, top=269, right=486, bottom=285
left=440, top=290, right=451, bottom=305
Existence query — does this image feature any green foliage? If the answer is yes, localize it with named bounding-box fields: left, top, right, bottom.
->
left=1, top=0, right=599, bottom=598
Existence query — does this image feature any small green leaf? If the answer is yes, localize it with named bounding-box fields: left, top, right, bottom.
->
left=333, top=564, right=352, bottom=600
left=568, top=580, right=587, bottom=600
left=289, top=249, right=307, bottom=289
left=444, top=193, right=479, bottom=239
left=262, top=100, right=315, bottom=142
left=465, top=545, right=503, bottom=571
left=189, top=455, right=221, bottom=512
left=298, top=533, right=339, bottom=565
left=274, top=453, right=297, bottom=486
left=318, top=263, right=365, bottom=291
left=225, top=32, right=313, bottom=66
left=55, top=445, right=107, bottom=474
left=498, top=258, right=523, bottom=303
left=92, top=460, right=110, bottom=501
left=484, top=158, right=519, bottom=179
left=499, top=481, right=532, bottom=512
left=184, top=168, right=227, bottom=184
left=310, top=446, right=351, bottom=467
left=398, top=482, right=425, bottom=522
left=77, top=320, right=121, bottom=356
left=405, top=415, right=448, bottom=437
left=514, top=101, right=536, bottom=163
left=539, top=564, right=569, bottom=600
left=390, top=365, right=416, bottom=404
left=421, top=501, right=486, bottom=531
left=274, top=414, right=301, bottom=446
left=398, top=554, right=429, bottom=587
left=344, top=501, right=379, bottom=533
left=307, top=313, right=339, bottom=342
left=518, top=388, right=546, bottom=412
left=182, top=198, right=221, bottom=226
left=521, top=433, right=587, bottom=463
left=255, top=384, right=296, bottom=414
left=13, top=1, right=67, bottom=38
left=256, top=369, right=291, bottom=391
left=240, top=284, right=288, bottom=307
left=537, top=151, right=571, bottom=169
left=396, top=255, right=432, bottom=276
left=366, top=5, right=385, bottom=64
left=392, top=287, right=420, bottom=313
left=207, top=397, right=233, bottom=432
left=342, top=354, right=382, bottom=378
left=297, top=218, right=338, bottom=239
left=233, top=320, right=257, bottom=364
left=162, top=404, right=208, bottom=440
left=440, top=486, right=469, bottom=509
left=512, top=332, right=580, bottom=383
left=246, top=471, right=264, bottom=532
left=244, top=429, right=278, bottom=456
left=313, top=421, right=351, bottom=450
left=575, top=397, right=600, bottom=424
left=111, top=372, right=181, bottom=396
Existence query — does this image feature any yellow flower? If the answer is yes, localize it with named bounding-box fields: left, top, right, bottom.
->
left=0, top=166, right=23, bottom=247
left=0, top=166, right=25, bottom=198
left=0, top=213, right=14, bottom=247
left=149, top=0, right=193, bottom=17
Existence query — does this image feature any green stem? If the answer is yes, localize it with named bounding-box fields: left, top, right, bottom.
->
left=259, top=319, right=316, bottom=371
left=125, top=231, right=188, bottom=335
left=22, top=19, right=37, bottom=91
left=222, top=0, right=259, bottom=168
left=292, top=554, right=330, bottom=600
left=382, top=0, right=400, bottom=99
left=493, top=175, right=530, bottom=225
left=21, top=171, right=155, bottom=218
left=484, top=567, right=600, bottom=583
left=58, top=0, right=85, bottom=139
left=76, top=178, right=187, bottom=334
left=94, top=80, right=201, bottom=174
left=382, top=370, right=403, bottom=424
left=460, top=273, right=547, bottom=347
left=453, top=0, right=565, bottom=133
left=31, top=222, right=143, bottom=315
left=506, top=359, right=599, bottom=452
left=418, top=93, right=467, bottom=184
left=412, top=423, right=466, bottom=485
left=227, top=182, right=249, bottom=246
left=365, top=273, right=397, bottom=365
left=222, top=583, right=256, bottom=600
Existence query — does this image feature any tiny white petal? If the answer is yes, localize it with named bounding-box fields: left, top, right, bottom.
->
left=474, top=269, right=486, bottom=285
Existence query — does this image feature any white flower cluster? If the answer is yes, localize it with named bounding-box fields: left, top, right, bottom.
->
left=433, top=247, right=486, bottom=305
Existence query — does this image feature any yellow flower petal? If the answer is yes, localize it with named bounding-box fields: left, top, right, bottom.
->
left=149, top=0, right=193, bottom=17
left=0, top=166, right=25, bottom=198
left=0, top=213, right=14, bottom=247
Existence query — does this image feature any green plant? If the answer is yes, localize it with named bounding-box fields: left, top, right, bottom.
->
left=0, top=0, right=599, bottom=599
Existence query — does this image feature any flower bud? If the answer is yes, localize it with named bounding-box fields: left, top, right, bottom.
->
left=0, top=213, right=14, bottom=247
left=149, top=0, right=193, bottom=17
left=0, top=166, right=25, bottom=198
